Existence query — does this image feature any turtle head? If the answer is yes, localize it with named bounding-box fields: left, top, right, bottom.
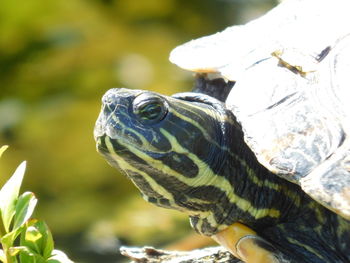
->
left=94, top=88, right=298, bottom=235
left=94, top=88, right=232, bottom=222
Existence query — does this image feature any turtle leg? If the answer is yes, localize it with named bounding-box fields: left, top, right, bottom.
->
left=212, top=222, right=280, bottom=263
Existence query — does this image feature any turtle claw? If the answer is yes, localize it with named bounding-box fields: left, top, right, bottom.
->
left=236, top=234, right=279, bottom=263
left=212, top=222, right=280, bottom=263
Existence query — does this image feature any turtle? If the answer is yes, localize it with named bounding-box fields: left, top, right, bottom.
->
left=94, top=0, right=350, bottom=262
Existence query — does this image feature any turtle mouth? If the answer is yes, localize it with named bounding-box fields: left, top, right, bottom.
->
left=94, top=108, right=144, bottom=153
left=94, top=104, right=127, bottom=143
left=94, top=107, right=114, bottom=141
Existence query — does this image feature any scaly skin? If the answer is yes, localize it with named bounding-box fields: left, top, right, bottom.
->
left=94, top=88, right=350, bottom=263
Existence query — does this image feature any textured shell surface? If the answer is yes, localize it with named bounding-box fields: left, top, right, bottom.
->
left=170, top=0, right=350, bottom=219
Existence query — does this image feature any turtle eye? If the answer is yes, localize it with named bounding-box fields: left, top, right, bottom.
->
left=133, top=93, right=168, bottom=124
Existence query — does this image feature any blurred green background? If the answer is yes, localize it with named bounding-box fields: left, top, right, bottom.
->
left=0, top=0, right=276, bottom=262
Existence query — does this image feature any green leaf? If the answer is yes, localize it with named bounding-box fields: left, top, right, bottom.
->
left=26, top=226, right=43, bottom=243
left=8, top=246, right=21, bottom=257
left=22, top=225, right=42, bottom=254
left=0, top=249, right=5, bottom=262
left=20, top=220, right=54, bottom=259
left=1, top=230, right=17, bottom=248
left=0, top=145, right=9, bottom=238
left=1, top=224, right=25, bottom=249
left=35, top=221, right=54, bottom=259
left=19, top=252, right=34, bottom=263
left=0, top=146, right=8, bottom=159
left=20, top=221, right=42, bottom=256
left=19, top=248, right=46, bottom=263
left=14, top=245, right=37, bottom=262
left=13, top=192, right=37, bottom=231
left=0, top=161, right=27, bottom=233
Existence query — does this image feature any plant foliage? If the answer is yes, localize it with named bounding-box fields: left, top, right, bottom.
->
left=0, top=146, right=73, bottom=263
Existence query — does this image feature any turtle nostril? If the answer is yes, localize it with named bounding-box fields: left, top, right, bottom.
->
left=103, top=95, right=114, bottom=106
left=104, top=104, right=114, bottom=114
left=102, top=89, right=119, bottom=105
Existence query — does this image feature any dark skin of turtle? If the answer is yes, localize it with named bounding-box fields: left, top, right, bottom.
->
left=191, top=74, right=235, bottom=102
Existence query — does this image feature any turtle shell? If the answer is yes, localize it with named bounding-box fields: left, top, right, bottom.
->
left=170, top=0, right=350, bottom=219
